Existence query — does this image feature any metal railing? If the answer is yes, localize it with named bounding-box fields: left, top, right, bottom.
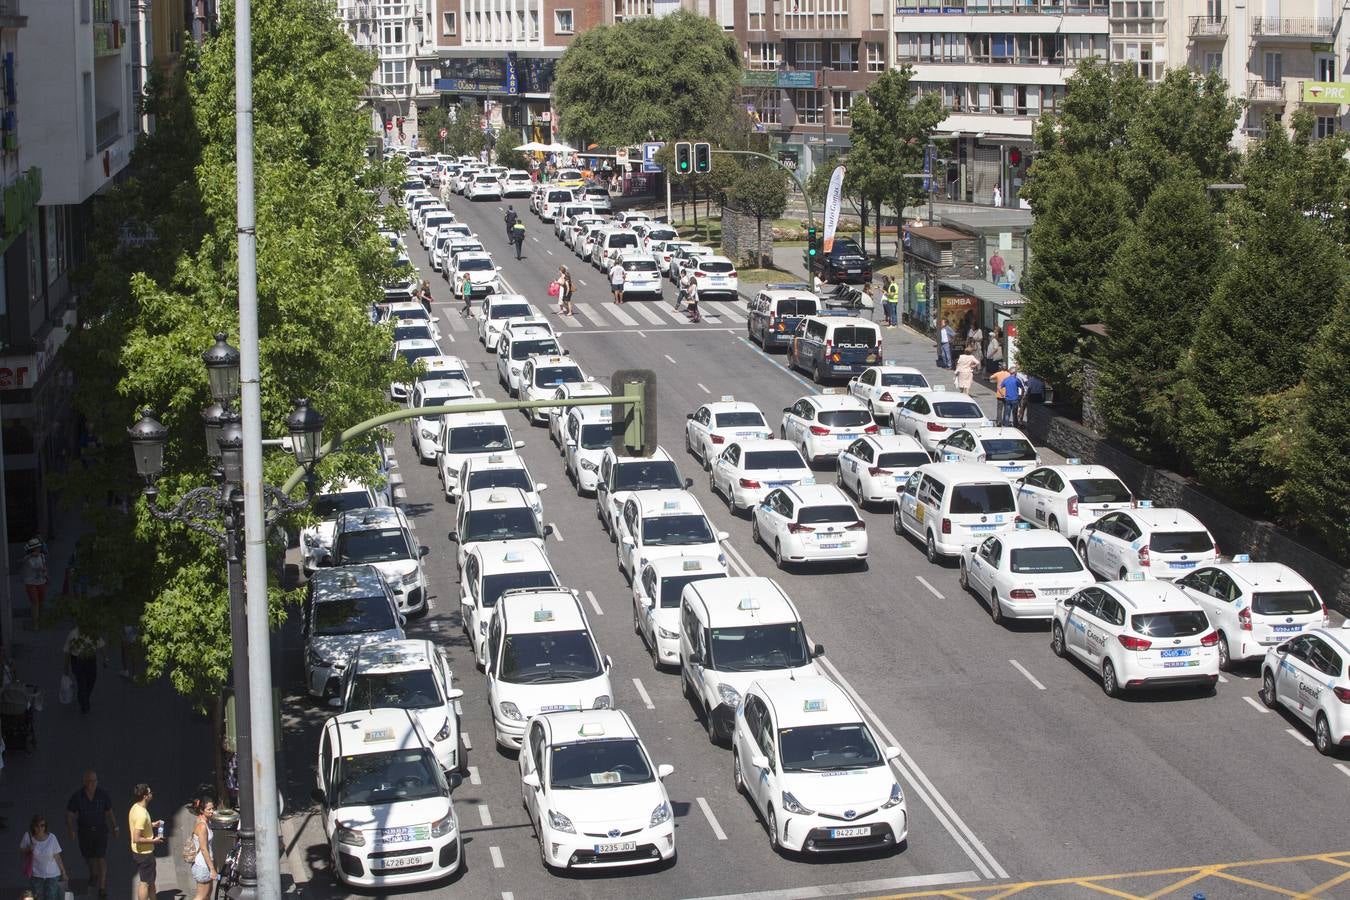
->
left=1188, top=15, right=1227, bottom=37
left=95, top=109, right=120, bottom=149
left=1247, top=79, right=1287, bottom=102
left=1251, top=16, right=1333, bottom=38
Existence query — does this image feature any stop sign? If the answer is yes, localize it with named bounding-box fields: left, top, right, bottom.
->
left=384, top=120, right=392, bottom=132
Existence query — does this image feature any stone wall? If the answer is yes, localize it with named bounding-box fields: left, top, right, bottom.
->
left=720, top=205, right=774, bottom=269
left=1021, top=402, right=1350, bottom=614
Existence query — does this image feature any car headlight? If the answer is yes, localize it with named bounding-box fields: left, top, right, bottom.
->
left=580, top=459, right=598, bottom=472
left=434, top=718, right=452, bottom=742
left=499, top=701, right=524, bottom=721
left=478, top=620, right=487, bottom=634
left=402, top=570, right=419, bottom=586
left=420, top=428, right=436, bottom=441
left=882, top=782, right=904, bottom=809
left=593, top=695, right=611, bottom=709
left=307, top=649, right=331, bottom=669
left=781, top=791, right=814, bottom=815
left=336, top=824, right=365, bottom=847
left=658, top=626, right=679, bottom=640
left=547, top=809, right=575, bottom=834
left=511, top=366, right=520, bottom=375
left=650, top=801, right=671, bottom=828
left=430, top=808, right=457, bottom=838
left=716, top=683, right=741, bottom=707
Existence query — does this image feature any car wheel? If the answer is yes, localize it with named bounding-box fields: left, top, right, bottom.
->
left=868, top=402, right=877, bottom=422
left=751, top=516, right=763, bottom=546
left=733, top=749, right=747, bottom=795
left=1315, top=714, right=1334, bottom=756
left=650, top=635, right=662, bottom=671
left=705, top=705, right=721, bottom=745
left=775, top=540, right=787, bottom=570
left=1217, top=633, right=1232, bottom=672
left=632, top=601, right=641, bottom=636
left=1051, top=623, right=1068, bottom=658
left=1101, top=660, right=1120, bottom=697
left=703, top=450, right=712, bottom=473
left=958, top=560, right=969, bottom=590
left=1048, top=515, right=1060, bottom=535
left=925, top=532, right=939, bottom=563
left=684, top=431, right=693, bottom=455
left=708, top=471, right=720, bottom=499
left=767, top=809, right=781, bottom=852
left=990, top=590, right=1004, bottom=625
left=1077, top=541, right=1090, bottom=563
left=1261, top=670, right=1278, bottom=708
left=813, top=364, right=823, bottom=384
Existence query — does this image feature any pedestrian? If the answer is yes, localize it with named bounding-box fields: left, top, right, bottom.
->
left=556, top=265, right=574, bottom=316
left=955, top=345, right=980, bottom=394
left=969, top=323, right=985, bottom=360
left=419, top=279, right=433, bottom=311
left=19, top=814, right=68, bottom=900
left=458, top=271, right=473, bottom=313
left=1006, top=265, right=1019, bottom=291
left=989, top=250, right=1006, bottom=283
left=1015, top=372, right=1033, bottom=427
left=677, top=269, right=696, bottom=311
left=511, top=220, right=526, bottom=260
left=62, top=623, right=104, bottom=715
left=128, top=784, right=164, bottom=900
left=608, top=258, right=626, bottom=304
left=120, top=622, right=142, bottom=680
left=986, top=329, right=1004, bottom=374
left=1001, top=365, right=1023, bottom=426
left=992, top=363, right=1011, bottom=423
left=185, top=790, right=217, bottom=899
left=936, top=318, right=954, bottom=369
left=21, top=539, right=47, bottom=631
left=504, top=205, right=518, bottom=242
left=992, top=185, right=1003, bottom=208
left=66, top=770, right=117, bottom=899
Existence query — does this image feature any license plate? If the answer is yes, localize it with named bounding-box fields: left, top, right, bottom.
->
left=893, top=475, right=906, bottom=483
left=540, top=704, right=579, bottom=712
left=846, top=269, right=860, bottom=274
left=1163, top=660, right=1199, bottom=668
left=1168, top=561, right=1197, bottom=569
left=830, top=826, right=870, bottom=838
left=1160, top=648, right=1191, bottom=658
left=1273, top=624, right=1303, bottom=632
left=371, top=854, right=428, bottom=870
left=768, top=481, right=792, bottom=487
left=969, top=524, right=996, bottom=532
left=1002, top=465, right=1024, bottom=472
left=594, top=841, right=637, bottom=854
left=836, top=433, right=854, bottom=440
left=819, top=543, right=843, bottom=550
left=1041, top=587, right=1071, bottom=595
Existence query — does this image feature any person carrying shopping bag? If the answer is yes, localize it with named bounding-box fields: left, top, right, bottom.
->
left=20, top=814, right=69, bottom=900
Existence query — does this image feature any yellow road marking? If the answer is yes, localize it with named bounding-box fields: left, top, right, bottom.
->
left=1207, top=869, right=1304, bottom=897
left=1143, top=868, right=1217, bottom=899
left=1296, top=868, right=1350, bottom=899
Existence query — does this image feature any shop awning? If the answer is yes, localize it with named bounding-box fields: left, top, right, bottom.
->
left=938, top=277, right=1028, bottom=308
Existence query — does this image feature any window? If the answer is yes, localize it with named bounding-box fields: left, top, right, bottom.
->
left=745, top=88, right=782, bottom=125
left=748, top=42, right=780, bottom=70
left=866, top=41, right=885, bottom=72
left=554, top=8, right=573, bottom=33
left=747, top=0, right=765, bottom=29
left=831, top=90, right=853, bottom=126
left=1317, top=55, right=1336, bottom=82
left=794, top=41, right=821, bottom=70
left=418, top=64, right=434, bottom=88
left=794, top=89, right=823, bottom=125
left=1263, top=51, right=1282, bottom=85
left=380, top=60, right=406, bottom=86
left=829, top=41, right=857, bottom=72
left=1317, top=116, right=1337, bottom=139
left=1204, top=51, right=1222, bottom=74
left=442, top=11, right=455, bottom=34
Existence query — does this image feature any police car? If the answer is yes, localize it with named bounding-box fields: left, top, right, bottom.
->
left=595, top=447, right=691, bottom=538
left=614, top=490, right=728, bottom=583
left=709, top=439, right=814, bottom=515
left=733, top=676, right=905, bottom=856
left=391, top=339, right=444, bottom=401
left=835, top=434, right=931, bottom=507
left=685, top=398, right=773, bottom=470
left=959, top=525, right=1095, bottom=623
left=1012, top=460, right=1134, bottom=540
left=1261, top=623, right=1350, bottom=755
left=409, top=380, right=478, bottom=463
left=304, top=566, right=406, bottom=699
left=301, top=480, right=391, bottom=575
left=313, top=709, right=462, bottom=887
left=338, top=640, right=466, bottom=774
left=780, top=392, right=878, bottom=465
left=518, top=710, right=676, bottom=870
left=1077, top=502, right=1218, bottom=582
left=1051, top=576, right=1220, bottom=697
left=453, top=487, right=552, bottom=572
left=456, top=453, right=547, bottom=530
left=549, top=381, right=612, bottom=450
left=460, top=542, right=558, bottom=668
left=633, top=556, right=728, bottom=669
left=934, top=426, right=1041, bottom=480
left=477, top=294, right=539, bottom=351
left=847, top=365, right=931, bottom=420
left=751, top=484, right=867, bottom=569
left=519, top=355, right=590, bottom=425
left=486, top=589, right=613, bottom=750
left=436, top=409, right=522, bottom=501
left=890, top=389, right=989, bottom=456
left=496, top=323, right=562, bottom=396
left=562, top=405, right=614, bottom=495
left=1174, top=556, right=1328, bottom=670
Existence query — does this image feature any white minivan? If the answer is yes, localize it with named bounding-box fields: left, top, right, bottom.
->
left=895, top=462, right=1019, bottom=562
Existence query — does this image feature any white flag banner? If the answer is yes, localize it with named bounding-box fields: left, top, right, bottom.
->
left=822, top=165, right=846, bottom=254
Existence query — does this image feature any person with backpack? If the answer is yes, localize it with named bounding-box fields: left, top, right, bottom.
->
left=183, top=790, right=218, bottom=899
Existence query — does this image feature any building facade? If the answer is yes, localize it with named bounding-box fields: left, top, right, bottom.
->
left=338, top=0, right=438, bottom=147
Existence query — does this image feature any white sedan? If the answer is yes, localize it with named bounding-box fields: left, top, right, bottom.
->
left=751, top=484, right=867, bottom=569
left=891, top=390, right=989, bottom=456
left=959, top=526, right=1095, bottom=623
left=709, top=439, right=813, bottom=514
left=685, top=399, right=772, bottom=470
left=836, top=434, right=931, bottom=507
left=935, top=426, right=1041, bottom=480
left=780, top=392, right=877, bottom=465
left=633, top=556, right=727, bottom=670
left=549, top=382, right=612, bottom=451
left=614, top=490, right=727, bottom=584
left=520, top=356, right=591, bottom=425
left=848, top=365, right=931, bottom=420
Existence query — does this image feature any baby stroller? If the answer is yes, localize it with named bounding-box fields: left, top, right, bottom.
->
left=1, top=682, right=40, bottom=753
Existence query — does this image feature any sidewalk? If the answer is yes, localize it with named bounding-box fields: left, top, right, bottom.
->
left=2, top=509, right=211, bottom=898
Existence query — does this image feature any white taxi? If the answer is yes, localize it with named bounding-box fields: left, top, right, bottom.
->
left=1051, top=576, right=1220, bottom=697
left=1175, top=556, right=1328, bottom=670
left=685, top=398, right=772, bottom=470
left=549, top=381, right=612, bottom=450
left=313, top=709, right=462, bottom=887
left=520, top=355, right=591, bottom=425
left=689, top=255, right=739, bottom=302
left=496, top=324, right=562, bottom=397
left=390, top=339, right=444, bottom=401
left=301, top=480, right=391, bottom=575
left=709, top=439, right=813, bottom=514
left=891, top=389, right=989, bottom=456
left=413, top=355, right=476, bottom=393
left=633, top=556, right=728, bottom=670
left=384, top=301, right=442, bottom=343
left=1077, top=502, right=1218, bottom=582
left=780, top=392, right=877, bottom=465
left=847, top=365, right=930, bottom=420
left=617, top=252, right=663, bottom=300
left=456, top=453, right=547, bottom=530
left=460, top=542, right=558, bottom=668
left=733, top=676, right=905, bottom=856
left=1012, top=460, right=1134, bottom=540
left=595, top=448, right=691, bottom=539
left=486, top=589, right=613, bottom=750
left=453, top=487, right=551, bottom=572
left=751, top=484, right=868, bottom=569
left=449, top=251, right=501, bottom=301
left=436, top=409, right=522, bottom=501
left=477, top=294, right=538, bottom=351
left=959, top=525, right=1095, bottom=623
left=519, top=710, right=676, bottom=870
left=1261, top=624, right=1350, bottom=755
left=408, top=379, right=478, bottom=463
left=835, top=434, right=930, bottom=507
left=614, top=490, right=728, bottom=583
left=935, top=426, right=1041, bottom=480
left=562, top=404, right=614, bottom=495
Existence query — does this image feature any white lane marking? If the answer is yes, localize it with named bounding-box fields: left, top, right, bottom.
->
left=915, top=575, right=945, bottom=599
left=703, top=301, right=746, bottom=322
left=394, top=487, right=407, bottom=500
left=697, top=382, right=711, bottom=394
left=1009, top=659, right=1046, bottom=691
left=695, top=797, right=727, bottom=840
left=1335, top=763, right=1350, bottom=779
left=453, top=700, right=461, bottom=717
left=1218, top=674, right=1228, bottom=684
left=478, top=804, right=493, bottom=827
left=664, top=354, right=678, bottom=365
left=556, top=309, right=583, bottom=328
left=502, top=893, right=515, bottom=900
left=607, top=304, right=639, bottom=326
left=546, top=248, right=554, bottom=255
left=657, top=303, right=693, bottom=324
left=1242, top=696, right=1269, bottom=714
left=489, top=846, right=505, bottom=868
left=721, top=539, right=757, bottom=578
left=531, top=235, right=540, bottom=242
left=682, top=872, right=982, bottom=900
left=430, top=620, right=441, bottom=631
left=573, top=303, right=606, bottom=327
left=632, top=677, right=655, bottom=710
left=637, top=330, right=647, bottom=338
left=462, top=732, right=473, bottom=750
left=550, top=522, right=563, bottom=541
left=584, top=589, right=603, bottom=617
left=631, top=303, right=665, bottom=325
left=816, top=654, right=1006, bottom=879
left=388, top=472, right=404, bottom=484
left=578, top=278, right=588, bottom=286
left=1286, top=728, right=1314, bottom=747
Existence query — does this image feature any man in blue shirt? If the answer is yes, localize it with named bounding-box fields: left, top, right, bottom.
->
left=1000, top=365, right=1023, bottom=426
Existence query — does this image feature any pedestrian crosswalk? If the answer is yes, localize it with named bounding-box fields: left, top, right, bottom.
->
left=433, top=298, right=748, bottom=334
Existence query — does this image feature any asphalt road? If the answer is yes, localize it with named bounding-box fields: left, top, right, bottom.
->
left=276, top=189, right=1350, bottom=900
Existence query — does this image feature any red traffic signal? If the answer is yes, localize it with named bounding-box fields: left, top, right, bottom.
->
left=384, top=120, right=392, bottom=132
left=1008, top=148, right=1022, bottom=167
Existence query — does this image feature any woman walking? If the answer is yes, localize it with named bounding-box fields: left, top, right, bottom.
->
left=556, top=265, right=574, bottom=316
left=954, top=344, right=980, bottom=394
left=185, top=792, right=218, bottom=899
left=21, top=539, right=47, bottom=631
left=19, top=814, right=68, bottom=900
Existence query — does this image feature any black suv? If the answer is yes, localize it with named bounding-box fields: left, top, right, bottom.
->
left=805, top=236, right=871, bottom=285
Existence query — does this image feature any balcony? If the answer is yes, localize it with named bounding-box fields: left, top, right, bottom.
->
left=1247, top=79, right=1287, bottom=103
left=1250, top=16, right=1334, bottom=41
left=0, top=0, right=26, bottom=27
left=1188, top=16, right=1226, bottom=39
left=95, top=109, right=121, bottom=150
left=92, top=20, right=123, bottom=56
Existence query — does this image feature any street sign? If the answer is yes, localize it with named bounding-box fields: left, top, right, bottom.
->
left=541, top=111, right=552, bottom=122
left=439, top=128, right=447, bottom=139
left=615, top=147, right=630, bottom=166
left=384, top=121, right=392, bottom=132
left=642, top=141, right=664, bottom=173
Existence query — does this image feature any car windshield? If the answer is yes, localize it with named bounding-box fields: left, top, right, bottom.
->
left=657, top=572, right=724, bottom=609
left=1251, top=590, right=1321, bottom=616
left=393, top=323, right=432, bottom=343
left=1149, top=531, right=1213, bottom=553
left=549, top=739, right=653, bottom=789
left=458, top=258, right=494, bottom=271
left=499, top=630, right=602, bottom=683
left=464, top=508, right=540, bottom=543
left=580, top=423, right=613, bottom=450
left=1131, top=611, right=1209, bottom=638
left=708, top=622, right=810, bottom=672
left=797, top=505, right=856, bottom=525
left=512, top=339, right=558, bottom=360
left=701, top=260, right=734, bottom=273
left=448, top=425, right=511, bottom=453
left=348, top=669, right=440, bottom=710
left=715, top=412, right=766, bottom=428
left=535, top=366, right=584, bottom=387
left=467, top=469, right=532, bottom=493
left=418, top=393, right=465, bottom=411
left=1071, top=478, right=1132, bottom=504
left=336, top=528, right=410, bottom=564
left=312, top=491, right=370, bottom=520
left=881, top=373, right=927, bottom=387
left=481, top=570, right=557, bottom=608
left=642, top=514, right=715, bottom=546
left=877, top=452, right=930, bottom=469
left=613, top=460, right=683, bottom=491
left=389, top=307, right=429, bottom=322
left=744, top=450, right=807, bottom=470
left=1009, top=547, right=1084, bottom=574
left=981, top=439, right=1038, bottom=461
left=949, top=483, right=1016, bottom=515
left=491, top=304, right=531, bottom=319
left=397, top=346, right=440, bottom=364
left=313, top=596, right=397, bottom=635
left=774, top=298, right=817, bottom=316
left=779, top=723, right=882, bottom=773
left=817, top=410, right=871, bottom=428
left=933, top=402, right=985, bottom=419
left=333, top=749, right=445, bottom=807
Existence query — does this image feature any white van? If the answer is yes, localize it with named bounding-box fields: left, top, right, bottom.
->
left=895, top=462, right=1019, bottom=562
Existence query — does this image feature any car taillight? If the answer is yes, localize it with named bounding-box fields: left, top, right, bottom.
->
left=844, top=520, right=866, bottom=531
left=787, top=523, right=815, bottom=534
left=864, top=423, right=880, bottom=434
left=1117, top=634, right=1152, bottom=651
left=808, top=425, right=831, bottom=435
left=1067, top=496, right=1079, bottom=517
left=868, top=467, right=892, bottom=476
left=1212, top=541, right=1220, bottom=556
left=879, top=392, right=893, bottom=403
left=695, top=271, right=706, bottom=278
left=738, top=478, right=761, bottom=489
left=1334, top=686, right=1350, bottom=703
left=710, top=434, right=725, bottom=444
left=1137, top=546, right=1150, bottom=567
left=1009, top=589, right=1036, bottom=600
left=1237, top=607, right=1252, bottom=631
left=926, top=422, right=947, bottom=432
left=941, top=517, right=951, bottom=534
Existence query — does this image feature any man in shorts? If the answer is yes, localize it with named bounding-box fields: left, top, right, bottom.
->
left=67, top=770, right=118, bottom=898
left=128, top=783, right=164, bottom=900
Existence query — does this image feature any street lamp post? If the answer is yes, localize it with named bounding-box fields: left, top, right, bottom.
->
left=126, top=335, right=324, bottom=900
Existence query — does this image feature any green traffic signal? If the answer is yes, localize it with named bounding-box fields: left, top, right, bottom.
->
left=807, top=227, right=818, bottom=256
left=675, top=141, right=692, bottom=174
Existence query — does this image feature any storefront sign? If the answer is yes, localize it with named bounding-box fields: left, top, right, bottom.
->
left=2, top=165, right=40, bottom=253
left=0, top=361, right=30, bottom=389
left=1301, top=81, right=1350, bottom=104
left=776, top=71, right=817, bottom=88
left=939, top=292, right=978, bottom=329
left=741, top=70, right=776, bottom=87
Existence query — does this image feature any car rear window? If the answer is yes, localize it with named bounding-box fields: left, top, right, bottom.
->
left=980, top=438, right=1038, bottom=461
left=745, top=450, right=807, bottom=470
left=797, top=505, right=857, bottom=525
left=547, top=191, right=572, bottom=202
left=831, top=327, right=877, bottom=347
left=1149, top=531, right=1212, bottom=553
left=1251, top=590, right=1322, bottom=616
left=1009, top=547, right=1084, bottom=574
left=933, top=401, right=984, bottom=419
left=817, top=410, right=872, bottom=428
left=624, top=259, right=658, bottom=271
left=715, top=412, right=766, bottom=428
left=701, top=260, right=734, bottom=273
left=775, top=297, right=818, bottom=316
left=1071, top=478, right=1132, bottom=504
left=646, top=229, right=677, bottom=241
left=877, top=451, right=930, bottom=469
left=609, top=234, right=638, bottom=248
left=1131, top=611, right=1209, bottom=638
left=948, top=483, right=1016, bottom=515
left=881, top=373, right=928, bottom=387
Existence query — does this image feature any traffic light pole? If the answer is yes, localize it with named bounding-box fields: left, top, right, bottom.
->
left=709, top=149, right=815, bottom=234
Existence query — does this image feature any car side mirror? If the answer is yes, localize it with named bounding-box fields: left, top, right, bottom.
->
left=884, top=746, right=901, bottom=761
left=495, top=265, right=503, bottom=271
left=564, top=349, right=571, bottom=356
left=604, top=655, right=613, bottom=671
left=1062, top=597, right=1076, bottom=609
left=656, top=764, right=674, bottom=780
left=522, top=772, right=541, bottom=790
left=683, top=477, right=694, bottom=489
left=716, top=531, right=730, bottom=542
left=471, top=380, right=481, bottom=388
left=687, top=651, right=702, bottom=666
left=813, top=642, right=825, bottom=658
left=782, top=407, right=792, bottom=414
left=544, top=524, right=555, bottom=536
left=310, top=787, right=326, bottom=805
left=316, top=554, right=332, bottom=568
left=418, top=545, right=430, bottom=558
left=327, top=697, right=343, bottom=709
left=565, top=439, right=577, bottom=448
left=447, top=772, right=463, bottom=791
left=398, top=614, right=407, bottom=626
left=750, top=754, right=769, bottom=770
left=536, top=483, right=549, bottom=492
left=586, top=375, right=596, bottom=382
left=514, top=440, right=525, bottom=449
left=446, top=688, right=464, bottom=701
left=447, top=530, right=458, bottom=542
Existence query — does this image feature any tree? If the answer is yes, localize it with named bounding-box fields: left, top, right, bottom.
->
left=444, top=100, right=488, bottom=159
left=496, top=141, right=527, bottom=170
left=726, top=163, right=789, bottom=267
left=420, top=105, right=451, bottom=154
left=846, top=68, right=946, bottom=235
left=552, top=10, right=740, bottom=147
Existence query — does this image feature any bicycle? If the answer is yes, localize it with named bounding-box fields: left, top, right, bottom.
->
left=213, top=825, right=243, bottom=899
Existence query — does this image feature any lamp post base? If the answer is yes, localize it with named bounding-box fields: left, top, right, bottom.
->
left=226, top=829, right=260, bottom=900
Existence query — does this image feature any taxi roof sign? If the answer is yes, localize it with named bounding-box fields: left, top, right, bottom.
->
left=819, top=387, right=842, bottom=395
left=1016, top=522, right=1032, bottom=530
left=1126, top=572, right=1147, bottom=581
left=1137, top=499, right=1154, bottom=508
left=932, top=385, right=947, bottom=392
left=720, top=395, right=735, bottom=402
left=504, top=551, right=525, bottom=562
left=682, top=559, right=703, bottom=571
left=803, top=699, right=828, bottom=712
left=802, top=476, right=816, bottom=486
left=1066, top=457, right=1082, bottom=465
left=738, top=596, right=760, bottom=611
left=532, top=609, right=555, bottom=623
left=879, top=428, right=895, bottom=435
left=488, top=492, right=509, bottom=504
left=488, top=454, right=504, bottom=463
left=578, top=722, right=606, bottom=737
left=1232, top=553, right=1252, bottom=563
left=364, top=726, right=396, bottom=743
left=662, top=500, right=680, bottom=510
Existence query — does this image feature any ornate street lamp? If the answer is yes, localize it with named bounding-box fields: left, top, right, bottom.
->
left=203, top=333, right=242, bottom=403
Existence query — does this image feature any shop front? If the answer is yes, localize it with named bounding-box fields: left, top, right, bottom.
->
left=435, top=53, right=557, bottom=145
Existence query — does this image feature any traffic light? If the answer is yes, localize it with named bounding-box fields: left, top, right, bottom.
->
left=1008, top=148, right=1022, bottom=167
left=610, top=369, right=658, bottom=458
left=693, top=141, right=711, bottom=174
left=675, top=141, right=692, bottom=174
left=807, top=226, right=818, bottom=257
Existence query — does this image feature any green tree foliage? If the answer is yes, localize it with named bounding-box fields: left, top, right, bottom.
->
left=63, top=0, right=398, bottom=707
left=846, top=68, right=946, bottom=233
left=552, top=10, right=740, bottom=147
left=496, top=141, right=528, bottom=170
left=726, top=163, right=789, bottom=266
left=444, top=101, right=488, bottom=159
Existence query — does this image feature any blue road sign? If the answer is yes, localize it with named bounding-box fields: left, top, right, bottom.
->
left=643, top=141, right=665, bottom=174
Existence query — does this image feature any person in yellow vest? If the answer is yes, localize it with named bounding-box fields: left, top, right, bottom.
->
left=883, top=276, right=900, bottom=327
left=128, top=784, right=164, bottom=900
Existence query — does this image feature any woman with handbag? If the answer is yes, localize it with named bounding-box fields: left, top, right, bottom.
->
left=183, top=791, right=218, bottom=899
left=19, top=814, right=68, bottom=900
left=556, top=266, right=574, bottom=316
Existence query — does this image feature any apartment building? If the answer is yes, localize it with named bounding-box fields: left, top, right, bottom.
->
left=338, top=0, right=438, bottom=147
